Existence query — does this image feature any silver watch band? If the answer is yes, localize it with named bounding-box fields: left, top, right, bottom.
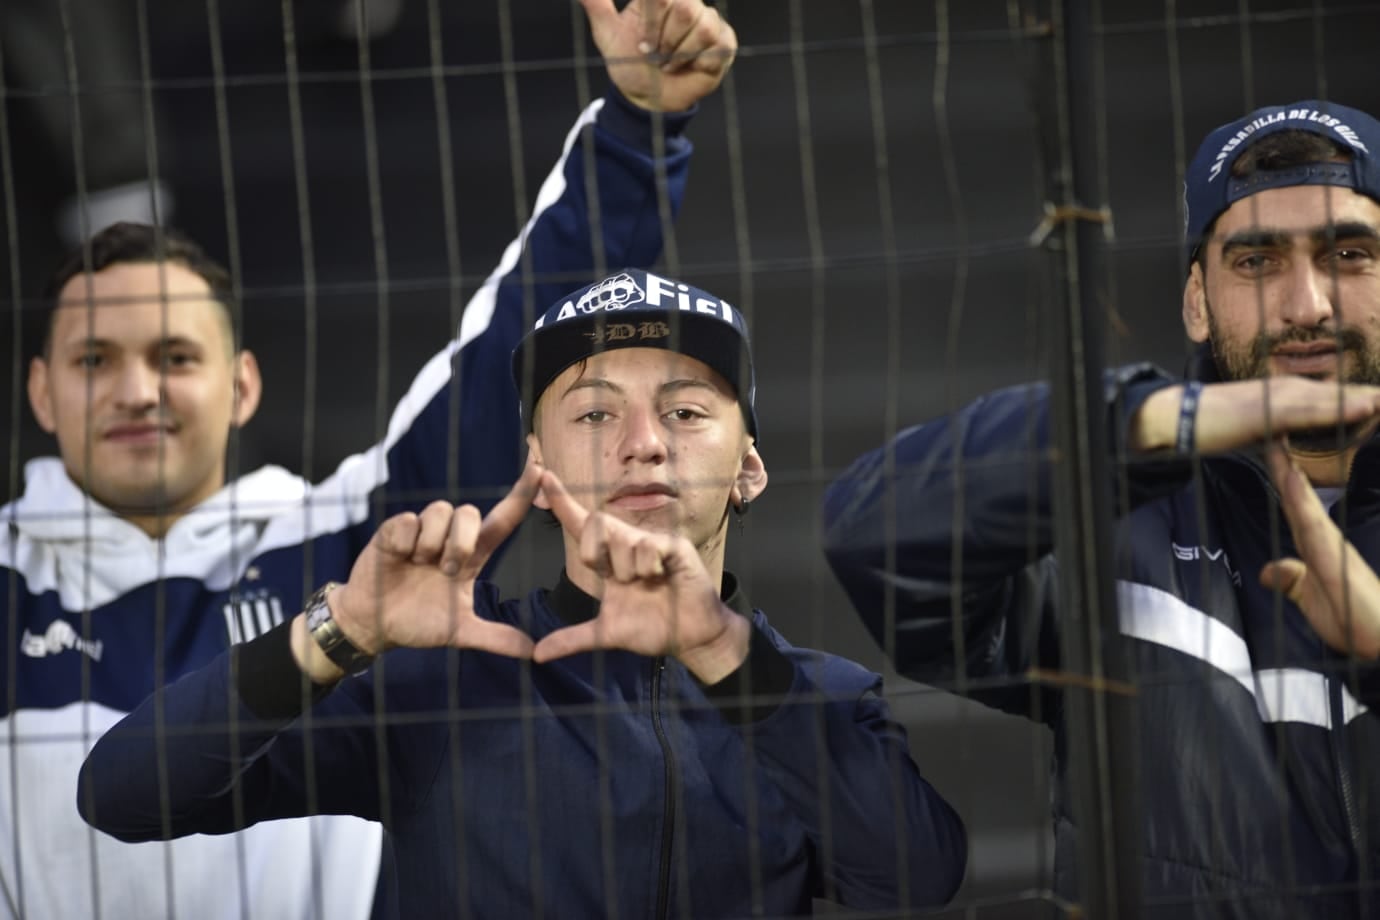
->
left=303, top=582, right=375, bottom=675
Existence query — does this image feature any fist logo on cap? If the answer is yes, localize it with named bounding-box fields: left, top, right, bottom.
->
left=576, top=272, right=644, bottom=315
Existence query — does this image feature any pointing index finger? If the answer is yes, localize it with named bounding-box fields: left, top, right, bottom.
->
left=468, top=458, right=543, bottom=571
left=540, top=469, right=590, bottom=536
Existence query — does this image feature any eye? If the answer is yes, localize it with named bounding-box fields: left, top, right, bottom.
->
left=576, top=410, right=610, bottom=424
left=164, top=351, right=198, bottom=368
left=665, top=407, right=705, bottom=422
left=75, top=353, right=104, bottom=369
left=1233, top=252, right=1276, bottom=274
left=1324, top=246, right=1374, bottom=267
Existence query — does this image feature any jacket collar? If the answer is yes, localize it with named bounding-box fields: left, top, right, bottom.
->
left=545, top=568, right=751, bottom=627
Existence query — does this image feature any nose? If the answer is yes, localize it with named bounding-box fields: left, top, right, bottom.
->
left=112, top=359, right=164, bottom=412
left=1279, top=262, right=1336, bottom=329
left=619, top=405, right=668, bottom=465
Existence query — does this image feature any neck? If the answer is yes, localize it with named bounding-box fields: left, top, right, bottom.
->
left=1293, top=447, right=1356, bottom=489
left=66, top=467, right=226, bottom=540
left=1291, top=418, right=1379, bottom=488
left=122, top=511, right=180, bottom=539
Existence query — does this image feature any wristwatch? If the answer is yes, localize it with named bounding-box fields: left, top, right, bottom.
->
left=303, top=582, right=375, bottom=675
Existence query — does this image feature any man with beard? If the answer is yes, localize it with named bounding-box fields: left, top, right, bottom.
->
left=821, top=100, right=1380, bottom=918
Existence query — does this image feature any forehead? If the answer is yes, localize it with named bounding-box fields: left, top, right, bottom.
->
left=542, top=348, right=734, bottom=402
left=1212, top=185, right=1380, bottom=239
left=51, top=262, right=226, bottom=347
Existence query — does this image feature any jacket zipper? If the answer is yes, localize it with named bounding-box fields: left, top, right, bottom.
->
left=1328, top=491, right=1365, bottom=876
left=1328, top=681, right=1364, bottom=873
left=651, top=657, right=677, bottom=920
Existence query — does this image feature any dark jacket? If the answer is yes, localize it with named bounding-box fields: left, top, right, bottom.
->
left=79, top=572, right=967, bottom=918
left=822, top=358, right=1380, bottom=919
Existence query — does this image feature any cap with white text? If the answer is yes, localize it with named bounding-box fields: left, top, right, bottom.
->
left=1184, top=100, right=1380, bottom=259
left=511, top=269, right=759, bottom=439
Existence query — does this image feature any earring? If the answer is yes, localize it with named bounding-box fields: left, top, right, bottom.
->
left=734, top=497, right=750, bottom=534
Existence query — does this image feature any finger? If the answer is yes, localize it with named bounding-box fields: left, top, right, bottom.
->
left=1265, top=448, right=1380, bottom=655
left=456, top=618, right=535, bottom=660
left=580, top=512, right=614, bottom=578
left=662, top=5, right=722, bottom=73
left=605, top=531, right=636, bottom=582
left=541, top=469, right=591, bottom=535
left=1266, top=443, right=1344, bottom=571
left=635, top=0, right=673, bottom=55
left=471, top=456, right=543, bottom=564
left=377, top=512, right=421, bottom=558
left=532, top=622, right=603, bottom=663
left=688, top=11, right=736, bottom=75
left=1262, top=557, right=1354, bottom=653
left=442, top=504, right=482, bottom=577
left=656, top=0, right=705, bottom=61
left=576, top=0, right=618, bottom=31
left=1259, top=558, right=1308, bottom=602
left=412, top=500, right=457, bottom=564
left=634, top=536, right=666, bottom=580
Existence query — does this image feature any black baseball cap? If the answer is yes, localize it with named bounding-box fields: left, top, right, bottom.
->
left=511, top=269, right=759, bottom=439
left=1184, top=100, right=1380, bottom=260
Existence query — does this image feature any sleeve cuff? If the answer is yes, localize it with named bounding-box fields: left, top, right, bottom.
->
left=232, top=619, right=334, bottom=722
left=597, top=84, right=697, bottom=151
left=1107, top=365, right=1196, bottom=506
left=698, top=624, right=798, bottom=725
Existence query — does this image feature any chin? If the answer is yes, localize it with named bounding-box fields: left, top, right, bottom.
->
left=1288, top=421, right=1371, bottom=454
left=90, top=475, right=184, bottom=515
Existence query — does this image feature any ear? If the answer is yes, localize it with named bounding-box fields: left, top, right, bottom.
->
left=1182, top=262, right=1210, bottom=344
left=731, top=443, right=768, bottom=510
left=27, top=357, right=57, bottom=434
left=231, top=350, right=263, bottom=428
left=526, top=433, right=551, bottom=510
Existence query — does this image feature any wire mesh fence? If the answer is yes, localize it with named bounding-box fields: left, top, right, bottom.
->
left=4, top=1, right=1380, bottom=918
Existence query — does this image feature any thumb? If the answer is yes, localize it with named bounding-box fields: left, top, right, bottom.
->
left=577, top=0, right=619, bottom=33
left=1260, top=558, right=1308, bottom=601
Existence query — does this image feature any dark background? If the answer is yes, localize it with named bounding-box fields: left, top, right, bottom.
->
left=5, top=1, right=1380, bottom=915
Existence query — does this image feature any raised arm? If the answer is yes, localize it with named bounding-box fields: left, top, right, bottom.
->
left=295, top=0, right=738, bottom=553
left=821, top=366, right=1183, bottom=715
left=822, top=369, right=1380, bottom=718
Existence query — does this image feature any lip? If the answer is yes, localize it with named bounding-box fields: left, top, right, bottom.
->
left=1273, top=341, right=1341, bottom=357
left=606, top=482, right=677, bottom=511
left=103, top=423, right=176, bottom=445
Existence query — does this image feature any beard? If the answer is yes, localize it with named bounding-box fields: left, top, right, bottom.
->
left=1205, top=297, right=1380, bottom=453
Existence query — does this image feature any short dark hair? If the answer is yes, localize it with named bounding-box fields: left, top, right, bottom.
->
left=1195, top=130, right=1356, bottom=270
left=41, top=222, right=238, bottom=356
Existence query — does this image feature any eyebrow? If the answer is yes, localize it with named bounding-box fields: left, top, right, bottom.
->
left=560, top=376, right=721, bottom=401
left=1219, top=222, right=1380, bottom=259
left=61, top=335, right=206, bottom=353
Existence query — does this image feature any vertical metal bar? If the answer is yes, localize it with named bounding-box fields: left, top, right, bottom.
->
left=1033, top=0, right=1143, bottom=915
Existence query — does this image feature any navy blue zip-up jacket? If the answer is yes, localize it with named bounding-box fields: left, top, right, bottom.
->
left=822, top=356, right=1380, bottom=919
left=3, top=89, right=691, bottom=920
left=79, top=571, right=967, bottom=918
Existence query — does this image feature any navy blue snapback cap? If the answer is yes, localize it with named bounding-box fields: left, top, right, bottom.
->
left=1184, top=100, right=1380, bottom=259
left=511, top=269, right=759, bottom=439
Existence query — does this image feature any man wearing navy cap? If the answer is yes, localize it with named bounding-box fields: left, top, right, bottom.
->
left=78, top=268, right=969, bottom=918
left=823, top=100, right=1380, bottom=918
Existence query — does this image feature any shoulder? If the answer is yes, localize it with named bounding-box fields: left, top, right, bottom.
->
left=748, top=609, right=884, bottom=695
